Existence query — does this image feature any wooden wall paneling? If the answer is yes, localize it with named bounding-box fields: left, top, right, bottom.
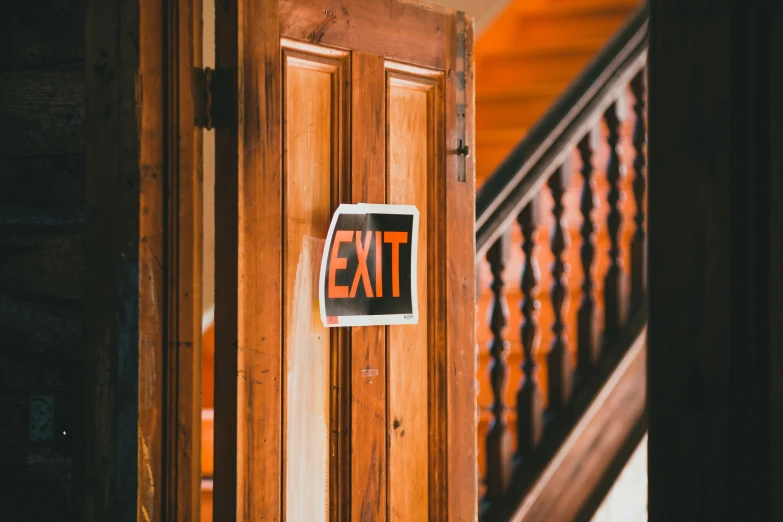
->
left=771, top=4, right=783, bottom=521
left=85, top=0, right=149, bottom=517
left=213, top=0, right=283, bottom=520
left=350, top=51, right=388, bottom=522
left=0, top=155, right=85, bottom=224
left=445, top=12, right=478, bottom=522
left=648, top=0, right=783, bottom=520
left=0, top=68, right=84, bottom=157
left=1, top=0, right=86, bottom=70
left=84, top=0, right=201, bottom=519
left=165, top=0, right=204, bottom=519
left=0, top=5, right=89, bottom=518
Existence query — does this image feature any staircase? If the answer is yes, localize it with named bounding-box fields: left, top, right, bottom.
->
left=475, top=0, right=648, bottom=519
left=475, top=0, right=644, bottom=487
left=476, top=0, right=642, bottom=185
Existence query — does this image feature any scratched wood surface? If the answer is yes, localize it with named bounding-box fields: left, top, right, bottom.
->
left=0, top=4, right=87, bottom=512
left=445, top=12, right=479, bottom=522
left=279, top=0, right=454, bottom=70
left=166, top=0, right=204, bottom=520
left=350, top=51, right=388, bottom=522
left=213, top=0, right=283, bottom=520
left=214, top=2, right=475, bottom=519
left=387, top=76, right=432, bottom=521
left=84, top=0, right=202, bottom=520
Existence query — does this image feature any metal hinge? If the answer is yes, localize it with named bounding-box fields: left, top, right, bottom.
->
left=455, top=11, right=468, bottom=183
left=194, top=67, right=233, bottom=129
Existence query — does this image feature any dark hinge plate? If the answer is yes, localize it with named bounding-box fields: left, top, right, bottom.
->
left=194, top=67, right=233, bottom=129
left=455, top=11, right=468, bottom=183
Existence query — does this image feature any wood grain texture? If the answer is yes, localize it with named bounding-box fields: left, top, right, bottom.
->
left=84, top=0, right=141, bottom=518
left=0, top=155, right=85, bottom=215
left=84, top=0, right=201, bottom=519
left=0, top=68, right=84, bottom=156
left=213, top=0, right=283, bottom=520
left=350, top=51, right=387, bottom=522
left=0, top=293, right=82, bottom=359
left=0, top=229, right=85, bottom=301
left=511, top=327, right=646, bottom=522
left=165, top=0, right=204, bottom=519
left=0, top=3, right=88, bottom=516
left=387, top=78, right=431, bottom=522
left=446, top=12, right=478, bottom=522
left=283, top=57, right=334, bottom=522
left=771, top=5, right=783, bottom=521
left=0, top=0, right=87, bottom=70
left=474, top=0, right=643, bottom=184
left=648, top=1, right=782, bottom=520
left=279, top=0, right=455, bottom=70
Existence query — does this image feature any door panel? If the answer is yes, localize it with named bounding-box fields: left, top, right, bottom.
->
left=387, top=69, right=442, bottom=521
left=214, top=2, right=476, bottom=520
left=282, top=47, right=347, bottom=522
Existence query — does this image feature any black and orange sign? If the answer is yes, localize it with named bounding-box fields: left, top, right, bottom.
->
left=319, top=204, right=420, bottom=327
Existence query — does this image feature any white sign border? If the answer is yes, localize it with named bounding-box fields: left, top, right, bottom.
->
left=318, top=203, right=420, bottom=328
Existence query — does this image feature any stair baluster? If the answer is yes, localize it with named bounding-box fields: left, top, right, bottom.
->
left=516, top=196, right=543, bottom=460
left=630, top=72, right=647, bottom=310
left=485, top=232, right=512, bottom=499
left=603, top=100, right=628, bottom=342
left=546, top=164, right=573, bottom=413
left=577, top=131, right=601, bottom=380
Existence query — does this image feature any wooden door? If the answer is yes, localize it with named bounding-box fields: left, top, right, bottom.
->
left=213, top=1, right=476, bottom=520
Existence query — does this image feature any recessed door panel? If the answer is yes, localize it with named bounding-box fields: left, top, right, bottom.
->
left=283, top=47, right=347, bottom=522
left=387, top=70, right=442, bottom=521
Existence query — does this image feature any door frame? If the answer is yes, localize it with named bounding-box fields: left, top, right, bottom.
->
left=213, top=1, right=477, bottom=520
left=83, top=0, right=203, bottom=520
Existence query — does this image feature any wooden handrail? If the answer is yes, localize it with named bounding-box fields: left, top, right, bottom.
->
left=475, top=5, right=649, bottom=258
left=476, top=5, right=650, bottom=520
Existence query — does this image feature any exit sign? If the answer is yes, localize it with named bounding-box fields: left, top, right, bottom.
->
left=319, top=203, right=419, bottom=327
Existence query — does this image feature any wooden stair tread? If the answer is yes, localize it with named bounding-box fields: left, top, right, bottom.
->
left=475, top=0, right=642, bottom=180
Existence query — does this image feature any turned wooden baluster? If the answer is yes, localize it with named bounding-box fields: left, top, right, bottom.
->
left=577, top=130, right=601, bottom=378
left=516, top=196, right=543, bottom=460
left=630, top=73, right=647, bottom=309
left=547, top=164, right=573, bottom=412
left=485, top=231, right=511, bottom=499
left=603, top=100, right=628, bottom=341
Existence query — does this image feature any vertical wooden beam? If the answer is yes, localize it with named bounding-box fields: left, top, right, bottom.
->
left=350, top=51, right=388, bottom=522
left=770, top=5, right=783, bottom=521
left=214, top=0, right=283, bottom=521
left=648, top=0, right=783, bottom=520
left=84, top=0, right=201, bottom=519
left=446, top=12, right=478, bottom=522
left=165, top=0, right=204, bottom=520
left=84, top=0, right=159, bottom=519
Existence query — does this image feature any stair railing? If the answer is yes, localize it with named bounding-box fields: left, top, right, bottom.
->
left=475, top=5, right=649, bottom=519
